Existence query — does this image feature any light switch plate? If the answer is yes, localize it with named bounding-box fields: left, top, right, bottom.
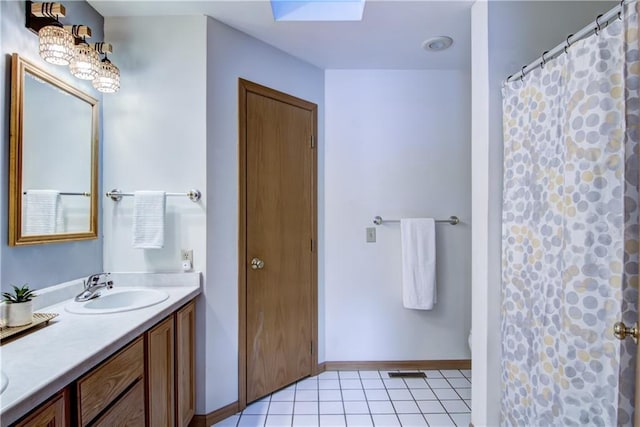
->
left=366, top=227, right=376, bottom=243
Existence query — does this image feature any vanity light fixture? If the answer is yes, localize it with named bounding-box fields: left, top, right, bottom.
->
left=69, top=27, right=99, bottom=80
left=92, top=43, right=120, bottom=93
left=26, top=2, right=120, bottom=93
left=29, top=3, right=74, bottom=65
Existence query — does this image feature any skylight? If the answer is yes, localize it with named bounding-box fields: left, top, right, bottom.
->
left=271, top=0, right=366, bottom=22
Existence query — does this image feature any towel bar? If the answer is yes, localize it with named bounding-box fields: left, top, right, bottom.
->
left=106, top=189, right=201, bottom=202
left=23, top=191, right=90, bottom=196
left=373, top=215, right=459, bottom=225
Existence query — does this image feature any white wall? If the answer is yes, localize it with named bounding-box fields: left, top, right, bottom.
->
left=324, top=70, right=471, bottom=361
left=0, top=0, right=103, bottom=291
left=102, top=15, right=208, bottom=410
left=102, top=15, right=207, bottom=274
left=471, top=1, right=617, bottom=425
left=205, top=17, right=325, bottom=412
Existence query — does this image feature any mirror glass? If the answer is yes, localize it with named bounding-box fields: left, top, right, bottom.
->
left=9, top=53, right=99, bottom=246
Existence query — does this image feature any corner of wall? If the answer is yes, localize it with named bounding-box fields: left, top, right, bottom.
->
left=470, top=1, right=498, bottom=426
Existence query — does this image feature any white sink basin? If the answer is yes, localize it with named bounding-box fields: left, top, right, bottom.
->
left=1, top=371, right=8, bottom=394
left=65, top=288, right=169, bottom=314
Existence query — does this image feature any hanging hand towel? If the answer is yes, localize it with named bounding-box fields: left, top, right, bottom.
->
left=132, top=191, right=166, bottom=249
left=401, top=218, right=436, bottom=310
left=24, top=190, right=63, bottom=235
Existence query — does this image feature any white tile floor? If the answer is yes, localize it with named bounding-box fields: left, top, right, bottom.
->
left=213, top=369, right=471, bottom=427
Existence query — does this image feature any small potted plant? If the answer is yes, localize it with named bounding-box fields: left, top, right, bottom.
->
left=2, top=284, right=36, bottom=327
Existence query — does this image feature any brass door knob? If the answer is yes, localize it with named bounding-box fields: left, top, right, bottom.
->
left=614, top=321, right=638, bottom=343
left=250, top=258, right=265, bottom=270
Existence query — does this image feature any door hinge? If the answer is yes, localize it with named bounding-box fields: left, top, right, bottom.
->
left=310, top=135, right=315, bottom=149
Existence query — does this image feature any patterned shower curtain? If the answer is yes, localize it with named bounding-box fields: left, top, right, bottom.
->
left=501, top=2, right=639, bottom=426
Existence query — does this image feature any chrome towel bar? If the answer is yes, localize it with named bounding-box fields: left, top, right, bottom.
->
left=23, top=191, right=90, bottom=196
left=106, top=188, right=201, bottom=202
left=373, top=215, right=460, bottom=225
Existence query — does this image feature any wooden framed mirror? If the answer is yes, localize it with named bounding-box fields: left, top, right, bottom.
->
left=9, top=53, right=99, bottom=246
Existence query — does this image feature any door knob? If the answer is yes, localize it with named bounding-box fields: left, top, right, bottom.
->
left=614, top=321, right=638, bottom=343
left=251, top=258, right=265, bottom=270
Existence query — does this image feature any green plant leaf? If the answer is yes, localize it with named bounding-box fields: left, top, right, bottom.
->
left=3, top=284, right=36, bottom=303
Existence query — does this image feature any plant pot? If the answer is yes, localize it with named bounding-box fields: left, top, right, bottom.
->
left=5, top=300, right=33, bottom=327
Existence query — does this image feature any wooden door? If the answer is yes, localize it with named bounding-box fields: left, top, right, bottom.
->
left=175, top=301, right=196, bottom=427
left=146, top=317, right=175, bottom=427
left=239, top=79, right=318, bottom=405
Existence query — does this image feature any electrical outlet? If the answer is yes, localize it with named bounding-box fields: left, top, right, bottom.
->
left=181, top=249, right=194, bottom=271
left=366, top=227, right=376, bottom=243
left=181, top=249, right=193, bottom=262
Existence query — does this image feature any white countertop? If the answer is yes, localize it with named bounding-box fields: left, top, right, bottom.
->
left=0, top=272, right=201, bottom=426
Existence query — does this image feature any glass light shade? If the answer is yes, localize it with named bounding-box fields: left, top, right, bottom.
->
left=92, top=58, right=120, bottom=93
left=38, top=25, right=74, bottom=65
left=69, top=42, right=99, bottom=80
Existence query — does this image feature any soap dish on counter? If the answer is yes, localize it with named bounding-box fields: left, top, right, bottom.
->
left=0, top=313, right=58, bottom=342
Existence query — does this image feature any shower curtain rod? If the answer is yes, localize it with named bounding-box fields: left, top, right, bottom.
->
left=506, top=0, right=629, bottom=83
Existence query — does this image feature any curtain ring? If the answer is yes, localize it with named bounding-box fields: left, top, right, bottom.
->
left=595, top=14, right=603, bottom=35
left=564, top=34, right=574, bottom=54
left=540, top=50, right=550, bottom=68
left=520, top=65, right=527, bottom=81
left=619, top=0, right=624, bottom=20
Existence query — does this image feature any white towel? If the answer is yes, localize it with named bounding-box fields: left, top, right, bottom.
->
left=132, top=191, right=166, bottom=249
left=24, top=190, right=64, bottom=234
left=401, top=218, right=436, bottom=310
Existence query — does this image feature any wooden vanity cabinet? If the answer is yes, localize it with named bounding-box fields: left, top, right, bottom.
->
left=14, top=389, right=70, bottom=427
left=10, top=299, right=196, bottom=427
left=146, top=300, right=196, bottom=427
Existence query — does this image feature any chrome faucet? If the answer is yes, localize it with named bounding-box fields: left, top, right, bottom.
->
left=74, top=272, right=114, bottom=302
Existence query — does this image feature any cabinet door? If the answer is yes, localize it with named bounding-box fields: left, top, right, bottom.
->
left=147, top=316, right=175, bottom=427
left=92, top=380, right=145, bottom=427
left=175, top=300, right=195, bottom=427
left=15, top=389, right=69, bottom=427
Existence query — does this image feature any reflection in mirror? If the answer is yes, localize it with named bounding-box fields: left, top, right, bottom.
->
left=9, top=53, right=99, bottom=246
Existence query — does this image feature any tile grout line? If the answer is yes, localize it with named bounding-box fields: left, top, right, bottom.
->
left=422, top=370, right=457, bottom=426
left=400, top=376, right=429, bottom=426
left=362, top=370, right=380, bottom=426
left=444, top=370, right=472, bottom=413
left=377, top=370, right=396, bottom=425
left=315, top=376, right=320, bottom=427
left=344, top=372, right=362, bottom=427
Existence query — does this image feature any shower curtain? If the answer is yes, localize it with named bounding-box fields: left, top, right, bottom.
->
left=501, top=2, right=639, bottom=426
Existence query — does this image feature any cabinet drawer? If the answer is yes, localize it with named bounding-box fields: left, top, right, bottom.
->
left=77, top=337, right=144, bottom=426
left=92, top=380, right=145, bottom=427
